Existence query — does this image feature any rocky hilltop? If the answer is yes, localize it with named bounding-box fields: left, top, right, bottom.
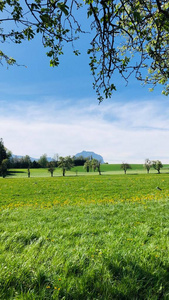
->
left=75, top=151, right=104, bottom=164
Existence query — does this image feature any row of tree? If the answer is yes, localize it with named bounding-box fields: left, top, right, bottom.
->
left=47, top=157, right=101, bottom=177
left=0, top=140, right=101, bottom=177
left=9, top=153, right=88, bottom=169
left=0, top=140, right=95, bottom=177
left=0, top=139, right=164, bottom=177
left=45, top=159, right=164, bottom=177
left=144, top=159, right=163, bottom=174
left=83, top=159, right=101, bottom=175
left=120, top=159, right=163, bottom=174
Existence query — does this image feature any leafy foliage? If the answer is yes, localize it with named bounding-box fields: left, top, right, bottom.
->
left=0, top=138, right=7, bottom=164
left=0, top=0, right=169, bottom=100
left=48, top=161, right=55, bottom=177
left=73, top=156, right=87, bottom=166
left=120, top=162, right=132, bottom=174
left=58, top=156, right=74, bottom=176
left=0, top=158, right=8, bottom=177
left=87, top=0, right=169, bottom=100
left=9, top=155, right=41, bottom=168
left=144, top=158, right=152, bottom=173
left=0, top=138, right=11, bottom=177
left=152, top=160, right=163, bottom=174
left=84, top=159, right=92, bottom=172
left=38, top=154, right=48, bottom=168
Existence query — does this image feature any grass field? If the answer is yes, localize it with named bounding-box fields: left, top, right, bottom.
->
left=6, top=163, right=169, bottom=178
left=0, top=174, right=169, bottom=299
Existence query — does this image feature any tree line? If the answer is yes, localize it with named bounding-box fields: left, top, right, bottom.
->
left=0, top=138, right=164, bottom=177
left=8, top=153, right=90, bottom=169
left=9, top=154, right=102, bottom=177
left=0, top=139, right=101, bottom=177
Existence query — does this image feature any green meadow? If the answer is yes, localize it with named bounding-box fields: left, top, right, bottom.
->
left=7, top=163, right=169, bottom=178
left=0, top=172, right=169, bottom=299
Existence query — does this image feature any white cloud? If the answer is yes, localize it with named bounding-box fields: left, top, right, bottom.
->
left=1, top=97, right=169, bottom=163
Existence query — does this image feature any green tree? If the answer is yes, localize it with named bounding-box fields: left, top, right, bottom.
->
left=38, top=154, right=48, bottom=168
left=0, top=138, right=8, bottom=164
left=21, top=155, right=32, bottom=168
left=31, top=160, right=41, bottom=168
left=91, top=158, right=101, bottom=175
left=58, top=156, right=74, bottom=176
left=9, top=155, right=33, bottom=168
left=27, top=168, right=30, bottom=178
left=0, top=1, right=168, bottom=101
left=97, top=161, right=101, bottom=175
left=9, top=155, right=20, bottom=168
left=0, top=138, right=11, bottom=177
left=120, top=162, right=132, bottom=174
left=144, top=158, right=152, bottom=174
left=48, top=161, right=55, bottom=177
left=53, top=153, right=59, bottom=167
left=73, top=156, right=87, bottom=167
left=91, top=159, right=98, bottom=172
left=84, top=159, right=92, bottom=172
left=152, top=160, right=163, bottom=174
left=0, top=158, right=8, bottom=178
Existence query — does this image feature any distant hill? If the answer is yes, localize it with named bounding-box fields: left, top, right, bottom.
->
left=75, top=151, right=104, bottom=164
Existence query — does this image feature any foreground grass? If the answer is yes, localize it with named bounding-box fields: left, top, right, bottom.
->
left=0, top=175, right=169, bottom=299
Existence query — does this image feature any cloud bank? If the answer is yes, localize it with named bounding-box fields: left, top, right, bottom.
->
left=1, top=97, right=169, bottom=163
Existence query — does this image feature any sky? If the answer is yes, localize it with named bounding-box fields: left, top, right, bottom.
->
left=0, top=8, right=169, bottom=163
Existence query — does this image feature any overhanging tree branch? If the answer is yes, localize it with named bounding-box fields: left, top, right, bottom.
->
left=0, top=0, right=168, bottom=101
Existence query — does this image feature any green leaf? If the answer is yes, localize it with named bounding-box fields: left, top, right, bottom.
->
left=57, top=2, right=69, bottom=16
left=133, top=11, right=141, bottom=22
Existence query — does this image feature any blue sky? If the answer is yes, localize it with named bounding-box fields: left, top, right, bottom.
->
left=0, top=19, right=169, bottom=163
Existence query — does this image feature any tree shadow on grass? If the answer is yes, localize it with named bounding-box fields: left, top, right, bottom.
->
left=76, top=258, right=169, bottom=300
left=51, top=257, right=169, bottom=299
left=7, top=170, right=26, bottom=177
left=127, top=173, right=139, bottom=175
left=103, top=258, right=169, bottom=300
left=58, top=253, right=169, bottom=299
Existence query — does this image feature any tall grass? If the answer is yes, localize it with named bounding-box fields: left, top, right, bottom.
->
left=0, top=175, right=169, bottom=299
